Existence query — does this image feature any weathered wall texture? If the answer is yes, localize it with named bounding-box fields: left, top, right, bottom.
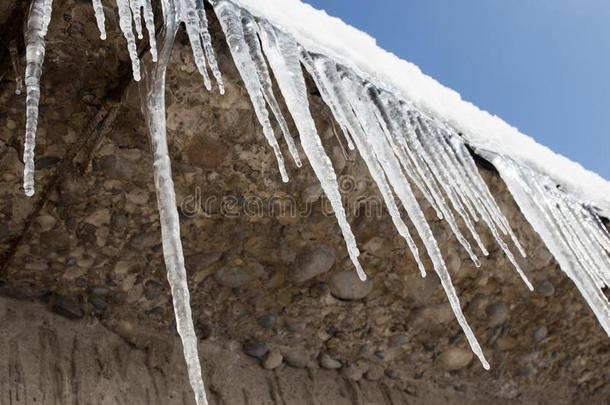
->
left=0, top=295, right=530, bottom=405
left=0, top=1, right=608, bottom=404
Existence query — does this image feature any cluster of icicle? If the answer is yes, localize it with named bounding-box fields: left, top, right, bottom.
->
left=493, top=156, right=610, bottom=337
left=18, top=0, right=610, bottom=403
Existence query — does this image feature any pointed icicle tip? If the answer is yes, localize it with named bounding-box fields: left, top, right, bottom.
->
left=356, top=267, right=367, bottom=282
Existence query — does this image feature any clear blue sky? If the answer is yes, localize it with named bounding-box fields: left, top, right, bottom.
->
left=303, top=0, right=610, bottom=180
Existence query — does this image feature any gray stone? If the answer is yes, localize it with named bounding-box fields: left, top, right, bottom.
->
left=385, top=369, right=399, bottom=380
left=301, top=183, right=323, bottom=204
left=287, top=319, right=306, bottom=332
left=130, top=232, right=159, bottom=250
left=243, top=340, right=268, bottom=359
left=436, top=347, right=473, bottom=371
left=282, top=347, right=309, bottom=368
left=257, top=314, right=276, bottom=329
left=36, top=155, right=61, bottom=170
left=365, top=365, right=384, bottom=381
left=144, top=280, right=163, bottom=300
left=95, top=155, right=138, bottom=180
left=214, top=261, right=264, bottom=288
left=486, top=303, right=509, bottom=326
left=111, top=213, right=129, bottom=228
left=328, top=271, right=373, bottom=300
left=90, top=285, right=111, bottom=296
left=537, top=280, right=555, bottom=297
left=319, top=353, right=342, bottom=370
left=90, top=297, right=108, bottom=311
left=291, top=244, right=336, bottom=284
left=0, top=282, right=39, bottom=299
left=262, top=349, right=283, bottom=370
left=51, top=296, right=84, bottom=320
left=186, top=252, right=223, bottom=271
left=388, top=333, right=408, bottom=348
left=534, top=325, right=548, bottom=341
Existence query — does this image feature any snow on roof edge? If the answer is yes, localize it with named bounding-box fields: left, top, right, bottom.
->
left=232, top=0, right=610, bottom=217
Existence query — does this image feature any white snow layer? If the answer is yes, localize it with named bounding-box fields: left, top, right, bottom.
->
left=231, top=0, right=610, bottom=217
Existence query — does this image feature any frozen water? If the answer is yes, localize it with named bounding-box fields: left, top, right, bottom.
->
left=23, top=0, right=53, bottom=197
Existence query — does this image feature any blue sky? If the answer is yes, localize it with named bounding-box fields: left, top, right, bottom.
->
left=303, top=0, right=610, bottom=180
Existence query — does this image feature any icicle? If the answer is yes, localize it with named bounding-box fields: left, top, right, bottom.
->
left=41, top=0, right=53, bottom=35
left=142, top=0, right=158, bottom=61
left=436, top=132, right=532, bottom=289
left=91, top=0, right=107, bottom=40
left=196, top=0, right=224, bottom=93
left=213, top=0, right=289, bottom=182
left=447, top=134, right=527, bottom=258
left=369, top=92, right=442, bottom=219
left=306, top=54, right=427, bottom=278
left=374, top=93, right=446, bottom=220
left=588, top=209, right=610, bottom=254
left=412, top=115, right=486, bottom=264
left=494, top=156, right=610, bottom=338
left=398, top=109, right=483, bottom=267
left=9, top=40, right=24, bottom=95
left=129, top=0, right=144, bottom=39
left=116, top=0, right=141, bottom=81
left=140, top=1, right=209, bottom=403
left=256, top=20, right=365, bottom=280
left=178, top=0, right=212, bottom=90
left=299, top=49, right=356, bottom=151
left=337, top=69, right=489, bottom=369
left=23, top=0, right=53, bottom=197
left=242, top=13, right=302, bottom=168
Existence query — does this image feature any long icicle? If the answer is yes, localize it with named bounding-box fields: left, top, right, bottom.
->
left=128, top=0, right=144, bottom=39
left=9, top=40, right=24, bottom=95
left=213, top=0, right=289, bottom=182
left=339, top=69, right=489, bottom=369
left=375, top=93, right=446, bottom=219
left=140, top=1, right=209, bottom=403
left=257, top=19, right=365, bottom=280
left=142, top=0, right=158, bottom=61
left=369, top=91, right=442, bottom=219
left=299, top=49, right=355, bottom=150
left=411, top=115, right=487, bottom=263
left=304, top=54, right=427, bottom=278
left=433, top=131, right=532, bottom=289
left=196, top=0, right=224, bottom=92
left=23, top=0, right=53, bottom=197
left=447, top=134, right=527, bottom=258
left=400, top=107, right=484, bottom=267
left=242, top=12, right=302, bottom=168
left=91, top=0, right=107, bottom=39
left=116, top=0, right=141, bottom=80
left=178, top=0, right=212, bottom=90
left=494, top=156, right=610, bottom=337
